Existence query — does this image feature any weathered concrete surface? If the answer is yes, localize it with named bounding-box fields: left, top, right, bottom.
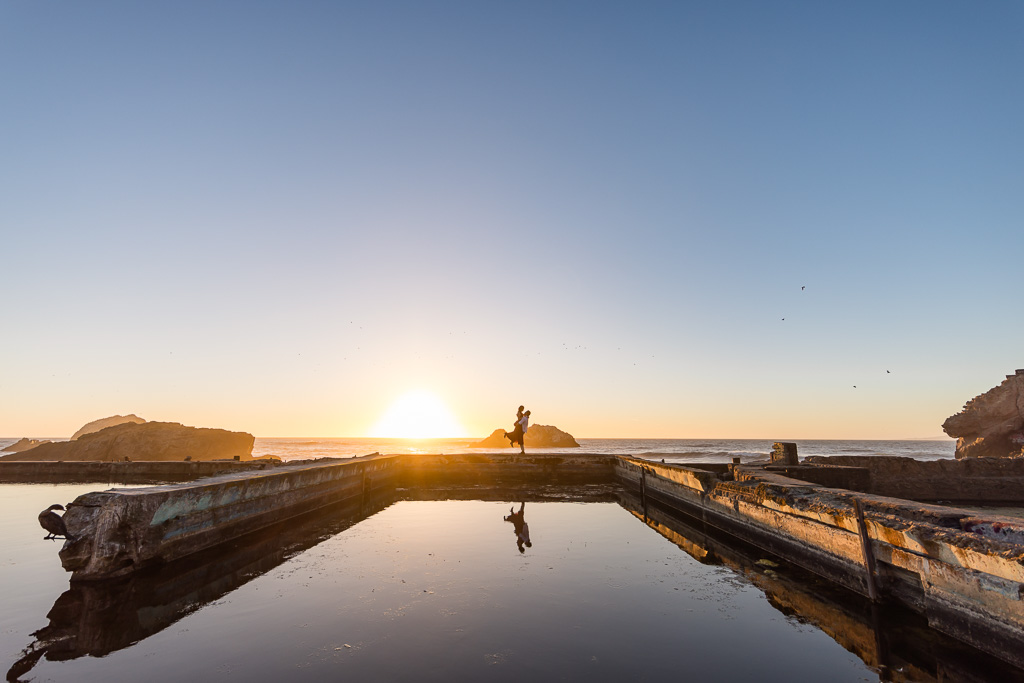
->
left=618, top=490, right=1022, bottom=683
left=0, top=459, right=281, bottom=484
left=399, top=452, right=613, bottom=488
left=59, top=456, right=400, bottom=580
left=8, top=490, right=396, bottom=682
left=802, top=455, right=1024, bottom=504
left=943, top=370, right=1024, bottom=459
left=770, top=441, right=799, bottom=465
left=612, top=456, right=1024, bottom=670
left=470, top=424, right=580, bottom=448
left=766, top=463, right=872, bottom=491
left=0, top=421, right=254, bottom=462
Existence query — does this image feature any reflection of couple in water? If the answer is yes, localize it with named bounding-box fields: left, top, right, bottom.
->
left=504, top=502, right=532, bottom=553
left=503, top=405, right=530, bottom=454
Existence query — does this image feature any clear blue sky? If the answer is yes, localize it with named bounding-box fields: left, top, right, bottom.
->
left=2, top=1, right=1022, bottom=438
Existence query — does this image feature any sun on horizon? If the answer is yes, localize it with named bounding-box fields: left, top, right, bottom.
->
left=369, top=390, right=467, bottom=439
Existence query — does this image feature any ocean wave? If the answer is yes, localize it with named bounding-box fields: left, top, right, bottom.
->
left=252, top=438, right=954, bottom=462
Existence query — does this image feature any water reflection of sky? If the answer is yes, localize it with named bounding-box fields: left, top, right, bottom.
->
left=0, top=484, right=106, bottom=657
left=3, top=489, right=886, bottom=683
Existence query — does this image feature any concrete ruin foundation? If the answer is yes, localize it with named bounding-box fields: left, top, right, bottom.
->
left=46, top=448, right=1024, bottom=671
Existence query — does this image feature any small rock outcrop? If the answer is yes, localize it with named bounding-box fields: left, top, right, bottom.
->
left=1, top=438, right=52, bottom=453
left=470, top=424, right=580, bottom=449
left=943, top=370, right=1024, bottom=459
left=0, top=421, right=254, bottom=462
left=71, top=414, right=146, bottom=440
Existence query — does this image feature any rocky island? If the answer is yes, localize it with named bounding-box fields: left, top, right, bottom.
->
left=0, top=420, right=255, bottom=462
left=70, top=414, right=146, bottom=440
left=470, top=424, right=580, bottom=449
left=943, top=369, right=1024, bottom=459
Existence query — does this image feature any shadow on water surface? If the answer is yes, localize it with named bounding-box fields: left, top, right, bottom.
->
left=9, top=484, right=1024, bottom=683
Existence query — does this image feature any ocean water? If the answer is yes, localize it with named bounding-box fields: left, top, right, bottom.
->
left=0, top=436, right=956, bottom=464
left=2, top=438, right=958, bottom=464
left=245, top=437, right=956, bottom=463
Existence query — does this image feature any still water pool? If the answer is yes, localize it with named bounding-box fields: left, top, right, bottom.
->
left=2, top=484, right=1021, bottom=682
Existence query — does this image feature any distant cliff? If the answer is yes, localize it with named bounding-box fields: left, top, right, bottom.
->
left=71, top=414, right=146, bottom=440
left=1, top=438, right=52, bottom=453
left=943, top=370, right=1024, bottom=459
left=470, top=424, right=580, bottom=449
left=0, top=421, right=255, bottom=462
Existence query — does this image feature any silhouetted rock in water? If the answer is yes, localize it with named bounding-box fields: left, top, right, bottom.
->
left=71, top=414, right=146, bottom=440
left=943, top=370, right=1024, bottom=459
left=1, top=437, right=51, bottom=453
left=471, top=424, right=580, bottom=448
left=0, top=421, right=254, bottom=462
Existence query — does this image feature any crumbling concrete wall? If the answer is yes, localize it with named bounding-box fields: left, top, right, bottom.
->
left=60, top=456, right=399, bottom=580
left=611, top=457, right=1024, bottom=670
left=0, top=459, right=279, bottom=484
left=619, top=490, right=1020, bottom=683
left=398, top=452, right=616, bottom=489
left=802, top=455, right=1024, bottom=504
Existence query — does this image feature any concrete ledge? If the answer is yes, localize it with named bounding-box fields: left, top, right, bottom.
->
left=620, top=490, right=1024, bottom=682
left=0, top=459, right=281, bottom=484
left=764, top=464, right=871, bottom=491
left=802, top=455, right=1024, bottom=503
left=7, top=489, right=398, bottom=680
left=60, top=455, right=400, bottom=580
left=399, top=452, right=617, bottom=488
left=612, top=458, right=1024, bottom=670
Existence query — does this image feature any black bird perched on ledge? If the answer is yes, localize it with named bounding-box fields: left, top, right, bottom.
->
left=38, top=504, right=72, bottom=541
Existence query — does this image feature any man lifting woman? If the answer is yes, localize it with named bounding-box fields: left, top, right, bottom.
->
left=504, top=405, right=530, bottom=454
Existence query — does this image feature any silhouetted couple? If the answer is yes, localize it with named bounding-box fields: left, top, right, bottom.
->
left=503, top=405, right=530, bottom=454
left=504, top=502, right=532, bottom=553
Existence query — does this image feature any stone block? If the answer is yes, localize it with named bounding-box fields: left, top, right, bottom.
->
left=770, top=442, right=799, bottom=465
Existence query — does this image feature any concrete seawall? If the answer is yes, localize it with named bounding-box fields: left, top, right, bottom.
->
left=398, top=452, right=617, bottom=489
left=0, top=459, right=280, bottom=484
left=617, top=489, right=1022, bottom=682
left=800, top=455, right=1024, bottom=504
left=50, top=451, right=1024, bottom=670
left=60, top=455, right=400, bottom=580
left=614, top=456, right=1024, bottom=670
